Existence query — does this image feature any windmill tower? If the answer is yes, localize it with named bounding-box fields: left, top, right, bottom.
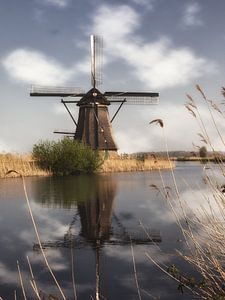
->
left=30, top=35, right=159, bottom=153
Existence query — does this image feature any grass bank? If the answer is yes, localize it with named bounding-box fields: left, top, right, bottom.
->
left=100, top=157, right=174, bottom=172
left=0, top=154, right=50, bottom=178
left=172, top=156, right=224, bottom=162
left=0, top=153, right=174, bottom=178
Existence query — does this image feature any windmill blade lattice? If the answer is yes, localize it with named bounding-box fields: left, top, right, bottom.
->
left=30, top=85, right=85, bottom=97
left=91, top=35, right=103, bottom=88
left=104, top=91, right=159, bottom=105
left=33, top=226, right=161, bottom=250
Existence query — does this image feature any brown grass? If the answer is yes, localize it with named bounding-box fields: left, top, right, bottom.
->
left=0, top=154, right=174, bottom=178
left=100, top=157, right=174, bottom=173
left=0, top=153, right=50, bottom=178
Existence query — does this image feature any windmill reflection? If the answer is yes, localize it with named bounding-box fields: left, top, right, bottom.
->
left=77, top=176, right=114, bottom=244
left=33, top=175, right=161, bottom=299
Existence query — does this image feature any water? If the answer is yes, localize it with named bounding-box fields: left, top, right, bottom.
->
left=0, top=162, right=214, bottom=299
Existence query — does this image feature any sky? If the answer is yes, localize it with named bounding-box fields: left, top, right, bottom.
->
left=1, top=0, right=225, bottom=154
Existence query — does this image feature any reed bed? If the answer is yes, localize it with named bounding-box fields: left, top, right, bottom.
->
left=146, top=85, right=225, bottom=299
left=0, top=153, right=174, bottom=178
left=100, top=157, right=174, bottom=173
left=0, top=154, right=50, bottom=178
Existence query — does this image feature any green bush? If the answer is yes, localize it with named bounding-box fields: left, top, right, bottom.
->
left=32, top=138, right=101, bottom=175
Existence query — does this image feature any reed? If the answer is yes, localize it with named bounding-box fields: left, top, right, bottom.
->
left=100, top=157, right=174, bottom=173
left=147, top=85, right=225, bottom=299
left=179, top=85, right=225, bottom=299
left=0, top=153, right=50, bottom=178
left=0, top=153, right=174, bottom=178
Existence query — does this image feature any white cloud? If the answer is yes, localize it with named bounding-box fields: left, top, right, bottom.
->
left=38, top=0, right=69, bottom=8
left=92, top=5, right=139, bottom=44
left=115, top=103, right=200, bottom=153
left=2, top=49, right=73, bottom=85
left=117, top=130, right=151, bottom=154
left=115, top=98, right=225, bottom=154
left=182, top=2, right=203, bottom=27
left=2, top=4, right=216, bottom=91
left=89, top=4, right=216, bottom=90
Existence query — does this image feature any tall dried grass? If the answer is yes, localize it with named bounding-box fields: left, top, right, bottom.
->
left=180, top=85, right=225, bottom=299
left=100, top=157, right=174, bottom=173
left=0, top=154, right=50, bottom=178
left=147, top=85, right=225, bottom=299
left=0, top=153, right=174, bottom=178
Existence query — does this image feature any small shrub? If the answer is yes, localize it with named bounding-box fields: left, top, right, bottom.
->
left=32, top=138, right=101, bottom=175
left=199, top=146, right=207, bottom=158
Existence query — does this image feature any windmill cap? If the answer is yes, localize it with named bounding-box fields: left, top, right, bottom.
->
left=77, top=88, right=110, bottom=106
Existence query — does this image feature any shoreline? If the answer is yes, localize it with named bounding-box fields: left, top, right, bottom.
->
left=99, top=158, right=174, bottom=173
left=0, top=154, right=175, bottom=178
left=171, top=157, right=223, bottom=162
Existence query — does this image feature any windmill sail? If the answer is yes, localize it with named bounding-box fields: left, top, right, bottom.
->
left=104, top=91, right=159, bottom=105
left=30, top=85, right=85, bottom=97
left=91, top=35, right=103, bottom=88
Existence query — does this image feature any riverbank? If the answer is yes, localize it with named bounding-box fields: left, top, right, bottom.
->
left=99, top=157, right=174, bottom=172
left=171, top=156, right=224, bottom=162
left=0, top=153, right=174, bottom=178
left=0, top=154, right=50, bottom=178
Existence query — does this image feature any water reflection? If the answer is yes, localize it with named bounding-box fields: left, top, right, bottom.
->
left=33, top=174, right=161, bottom=248
left=32, top=175, right=110, bottom=208
left=1, top=164, right=206, bottom=299
left=33, top=174, right=161, bottom=299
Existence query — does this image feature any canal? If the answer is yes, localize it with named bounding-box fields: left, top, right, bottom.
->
left=0, top=162, right=218, bottom=299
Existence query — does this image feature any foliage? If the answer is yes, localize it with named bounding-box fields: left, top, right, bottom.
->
left=199, top=146, right=207, bottom=158
left=136, top=153, right=146, bottom=162
left=32, top=138, right=101, bottom=175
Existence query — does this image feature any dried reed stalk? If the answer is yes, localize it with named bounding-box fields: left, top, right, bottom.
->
left=130, top=236, right=142, bottom=300
left=5, top=171, right=67, bottom=300
left=17, top=260, right=27, bottom=300
left=100, top=158, right=174, bottom=173
left=26, top=256, right=41, bottom=300
left=148, top=86, right=225, bottom=299
left=21, top=175, right=66, bottom=300
left=0, top=154, right=50, bottom=178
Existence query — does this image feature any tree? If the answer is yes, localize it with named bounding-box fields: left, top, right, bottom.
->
left=199, top=146, right=207, bottom=158
left=32, top=138, right=102, bottom=175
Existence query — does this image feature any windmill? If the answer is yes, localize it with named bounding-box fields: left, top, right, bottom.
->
left=30, top=35, right=159, bottom=153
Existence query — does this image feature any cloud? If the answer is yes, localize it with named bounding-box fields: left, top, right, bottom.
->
left=0, top=138, right=11, bottom=152
left=89, top=4, right=216, bottom=90
left=131, top=0, right=155, bottom=10
left=115, top=103, right=200, bottom=153
left=33, top=8, right=46, bottom=23
left=37, top=0, right=69, bottom=8
left=0, top=261, right=19, bottom=285
left=91, top=5, right=139, bottom=43
left=26, top=249, right=68, bottom=271
left=2, top=49, right=73, bottom=85
left=115, top=95, right=225, bottom=153
left=182, top=2, right=203, bottom=27
left=2, top=4, right=216, bottom=93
